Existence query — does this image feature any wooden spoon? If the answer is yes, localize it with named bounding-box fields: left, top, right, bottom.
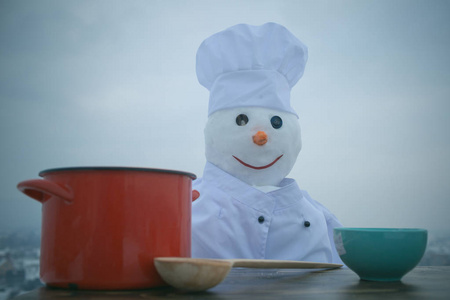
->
left=154, top=257, right=342, bottom=291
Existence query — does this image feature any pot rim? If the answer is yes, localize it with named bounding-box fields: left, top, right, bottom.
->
left=39, top=166, right=196, bottom=180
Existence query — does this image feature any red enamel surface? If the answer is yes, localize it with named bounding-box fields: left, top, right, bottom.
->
left=18, top=168, right=193, bottom=290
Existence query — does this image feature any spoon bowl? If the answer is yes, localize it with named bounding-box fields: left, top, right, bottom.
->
left=154, top=257, right=342, bottom=291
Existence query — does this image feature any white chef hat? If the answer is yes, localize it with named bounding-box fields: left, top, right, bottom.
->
left=196, top=22, right=308, bottom=118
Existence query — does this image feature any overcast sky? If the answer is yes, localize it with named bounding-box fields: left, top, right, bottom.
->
left=1, top=0, right=449, bottom=236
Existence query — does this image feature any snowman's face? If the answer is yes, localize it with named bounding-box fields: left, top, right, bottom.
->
left=204, top=107, right=302, bottom=186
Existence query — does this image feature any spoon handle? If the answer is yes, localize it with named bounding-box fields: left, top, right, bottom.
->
left=228, top=259, right=342, bottom=269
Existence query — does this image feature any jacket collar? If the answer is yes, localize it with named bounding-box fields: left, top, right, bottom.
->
left=202, top=162, right=303, bottom=212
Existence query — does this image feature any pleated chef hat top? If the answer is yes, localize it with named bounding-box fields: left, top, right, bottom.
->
left=196, top=22, right=308, bottom=117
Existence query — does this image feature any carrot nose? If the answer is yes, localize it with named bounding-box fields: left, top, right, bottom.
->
left=253, top=131, right=268, bottom=146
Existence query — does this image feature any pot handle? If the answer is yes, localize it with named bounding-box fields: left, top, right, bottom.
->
left=17, top=179, right=73, bottom=203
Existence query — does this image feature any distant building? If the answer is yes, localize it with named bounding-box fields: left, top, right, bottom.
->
left=0, top=251, right=25, bottom=287
left=0, top=252, right=15, bottom=277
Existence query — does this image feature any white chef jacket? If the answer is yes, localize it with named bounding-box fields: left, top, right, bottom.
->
left=192, top=162, right=343, bottom=264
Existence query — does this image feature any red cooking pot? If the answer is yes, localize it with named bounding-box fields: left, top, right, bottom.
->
left=17, top=167, right=195, bottom=290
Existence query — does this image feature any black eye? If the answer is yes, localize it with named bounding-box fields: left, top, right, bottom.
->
left=271, top=116, right=283, bottom=129
left=236, top=114, right=249, bottom=126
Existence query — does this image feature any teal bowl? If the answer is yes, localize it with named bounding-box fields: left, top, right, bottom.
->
left=333, top=228, right=427, bottom=281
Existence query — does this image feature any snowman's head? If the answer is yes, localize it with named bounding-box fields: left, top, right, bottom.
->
left=205, top=106, right=301, bottom=186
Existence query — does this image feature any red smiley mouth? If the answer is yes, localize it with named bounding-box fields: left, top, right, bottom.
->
left=232, top=155, right=284, bottom=170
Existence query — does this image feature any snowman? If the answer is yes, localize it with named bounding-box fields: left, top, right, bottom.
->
left=191, top=23, right=343, bottom=264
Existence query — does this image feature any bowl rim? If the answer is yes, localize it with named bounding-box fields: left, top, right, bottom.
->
left=334, top=227, right=427, bottom=233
